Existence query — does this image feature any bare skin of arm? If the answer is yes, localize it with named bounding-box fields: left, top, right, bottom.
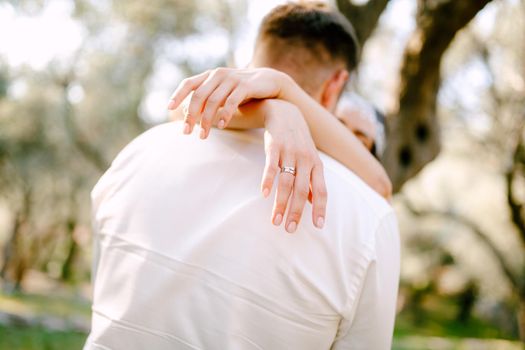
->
left=169, top=68, right=392, bottom=200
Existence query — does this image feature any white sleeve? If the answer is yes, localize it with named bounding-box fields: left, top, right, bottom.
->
left=332, top=212, right=400, bottom=350
left=90, top=189, right=103, bottom=285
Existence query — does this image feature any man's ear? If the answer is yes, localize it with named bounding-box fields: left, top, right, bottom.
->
left=321, top=69, right=349, bottom=112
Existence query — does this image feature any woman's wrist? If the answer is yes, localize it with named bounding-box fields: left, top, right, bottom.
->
left=260, top=99, right=303, bottom=129
left=275, top=70, right=302, bottom=102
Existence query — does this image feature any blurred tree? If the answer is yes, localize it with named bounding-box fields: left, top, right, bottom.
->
left=0, top=0, right=246, bottom=291
left=0, top=73, right=63, bottom=290
left=337, top=0, right=493, bottom=191
left=0, top=65, right=7, bottom=100
left=400, top=0, right=525, bottom=336
left=392, top=1, right=525, bottom=341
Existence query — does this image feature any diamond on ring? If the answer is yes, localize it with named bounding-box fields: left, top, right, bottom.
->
left=281, top=166, right=296, bottom=176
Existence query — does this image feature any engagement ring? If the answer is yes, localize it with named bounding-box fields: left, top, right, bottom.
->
left=281, top=166, right=296, bottom=176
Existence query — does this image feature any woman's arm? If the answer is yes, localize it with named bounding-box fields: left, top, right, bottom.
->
left=272, top=73, right=392, bottom=199
left=168, top=68, right=392, bottom=199
left=231, top=100, right=392, bottom=199
left=169, top=97, right=266, bottom=131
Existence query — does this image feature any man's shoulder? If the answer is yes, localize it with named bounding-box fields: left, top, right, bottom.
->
left=320, top=152, right=394, bottom=222
left=92, top=122, right=265, bottom=207
left=115, top=122, right=394, bottom=225
left=105, top=121, right=264, bottom=173
left=316, top=151, right=397, bottom=262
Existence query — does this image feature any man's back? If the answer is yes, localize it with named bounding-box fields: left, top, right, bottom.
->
left=85, top=121, right=399, bottom=350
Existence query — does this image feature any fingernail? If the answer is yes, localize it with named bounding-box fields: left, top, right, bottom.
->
left=183, top=122, right=190, bottom=134
left=167, top=100, right=176, bottom=110
left=262, top=188, right=270, bottom=198
left=274, top=214, right=283, bottom=226
left=286, top=221, right=297, bottom=233
left=218, top=119, right=225, bottom=129
left=316, top=217, right=324, bottom=229
left=199, top=128, right=206, bottom=139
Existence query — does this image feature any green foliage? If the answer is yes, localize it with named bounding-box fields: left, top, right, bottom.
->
left=392, top=337, right=523, bottom=350
left=111, top=0, right=201, bottom=36
left=0, top=0, right=246, bottom=292
left=1, top=325, right=522, bottom=350
left=394, top=295, right=517, bottom=340
left=0, top=291, right=521, bottom=350
left=0, top=292, right=91, bottom=319
left=0, top=73, right=7, bottom=100
left=0, top=325, right=86, bottom=350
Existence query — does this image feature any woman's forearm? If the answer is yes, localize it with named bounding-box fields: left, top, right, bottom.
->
left=170, top=98, right=266, bottom=130
left=226, top=93, right=392, bottom=198
left=276, top=74, right=392, bottom=198
left=308, top=108, right=392, bottom=199
left=169, top=71, right=393, bottom=199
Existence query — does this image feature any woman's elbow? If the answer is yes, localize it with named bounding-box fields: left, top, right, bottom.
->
left=373, top=174, right=393, bottom=201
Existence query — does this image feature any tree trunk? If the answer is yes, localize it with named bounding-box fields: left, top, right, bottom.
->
left=13, top=252, right=28, bottom=292
left=0, top=211, right=22, bottom=281
left=336, top=0, right=391, bottom=45
left=506, top=135, right=525, bottom=247
left=0, top=67, right=7, bottom=99
left=383, top=0, right=493, bottom=191
left=0, top=189, right=31, bottom=291
left=60, top=78, right=109, bottom=172
left=60, top=218, right=78, bottom=282
left=507, top=133, right=525, bottom=342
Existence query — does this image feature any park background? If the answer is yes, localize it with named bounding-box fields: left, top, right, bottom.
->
left=0, top=0, right=523, bottom=349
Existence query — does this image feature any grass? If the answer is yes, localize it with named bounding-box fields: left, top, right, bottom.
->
left=394, top=296, right=515, bottom=340
left=0, top=326, right=521, bottom=350
left=0, top=292, right=91, bottom=319
left=0, top=291, right=522, bottom=350
left=0, top=325, right=86, bottom=350
left=392, top=336, right=522, bottom=350
left=0, top=291, right=90, bottom=350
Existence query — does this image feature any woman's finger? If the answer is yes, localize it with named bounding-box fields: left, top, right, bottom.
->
left=168, top=71, right=210, bottom=111
left=216, top=84, right=248, bottom=128
left=285, top=162, right=311, bottom=233
left=188, top=71, right=226, bottom=136
left=272, top=154, right=295, bottom=227
left=261, top=138, right=280, bottom=198
left=310, top=162, right=327, bottom=229
left=199, top=80, right=238, bottom=139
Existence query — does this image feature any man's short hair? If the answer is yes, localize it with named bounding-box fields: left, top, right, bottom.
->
left=256, top=1, right=360, bottom=72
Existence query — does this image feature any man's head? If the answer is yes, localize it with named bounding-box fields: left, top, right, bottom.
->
left=251, top=1, right=360, bottom=112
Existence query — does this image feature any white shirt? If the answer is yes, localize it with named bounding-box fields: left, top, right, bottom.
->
left=85, top=121, right=400, bottom=350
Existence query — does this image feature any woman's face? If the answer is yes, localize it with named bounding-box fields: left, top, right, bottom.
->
left=336, top=105, right=376, bottom=151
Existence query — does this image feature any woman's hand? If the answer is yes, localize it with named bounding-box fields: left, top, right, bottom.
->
left=244, top=100, right=327, bottom=232
left=167, top=67, right=288, bottom=138
left=168, top=68, right=327, bottom=232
